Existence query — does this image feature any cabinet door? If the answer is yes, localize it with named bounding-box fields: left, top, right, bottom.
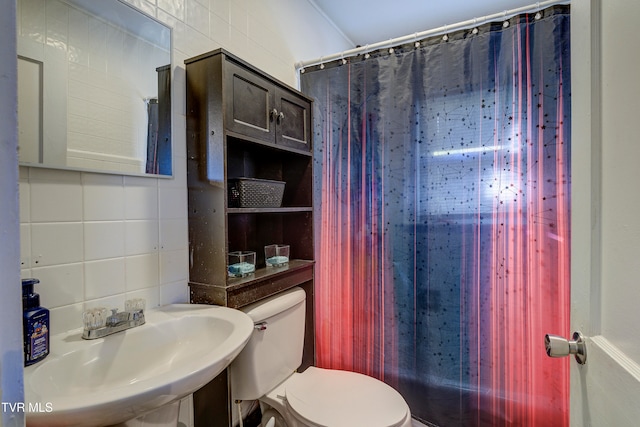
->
left=225, top=61, right=276, bottom=143
left=275, top=87, right=312, bottom=151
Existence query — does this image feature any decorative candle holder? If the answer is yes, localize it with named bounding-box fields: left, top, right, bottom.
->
left=228, top=251, right=256, bottom=277
left=264, top=244, right=290, bottom=267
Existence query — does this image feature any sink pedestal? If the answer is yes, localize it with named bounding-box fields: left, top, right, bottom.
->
left=110, top=401, right=180, bottom=427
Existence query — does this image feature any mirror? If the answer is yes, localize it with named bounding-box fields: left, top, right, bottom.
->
left=17, top=0, right=172, bottom=176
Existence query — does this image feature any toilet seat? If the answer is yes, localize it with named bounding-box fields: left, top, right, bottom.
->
left=284, top=367, right=409, bottom=427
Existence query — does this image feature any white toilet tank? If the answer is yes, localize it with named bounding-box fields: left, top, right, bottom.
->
left=230, top=287, right=306, bottom=401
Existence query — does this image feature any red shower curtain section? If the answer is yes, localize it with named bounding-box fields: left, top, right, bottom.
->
left=462, top=194, right=571, bottom=424
left=464, top=37, right=570, bottom=425
left=307, top=7, right=570, bottom=426
left=315, top=82, right=398, bottom=377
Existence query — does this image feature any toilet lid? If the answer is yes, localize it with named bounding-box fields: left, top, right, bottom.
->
left=285, top=367, right=408, bottom=427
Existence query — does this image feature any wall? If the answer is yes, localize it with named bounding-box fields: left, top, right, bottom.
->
left=13, top=0, right=349, bottom=424
left=12, top=0, right=352, bottom=425
left=18, top=0, right=351, bottom=336
left=1, top=0, right=25, bottom=425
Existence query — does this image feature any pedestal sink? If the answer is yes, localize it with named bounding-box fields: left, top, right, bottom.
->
left=24, top=304, right=254, bottom=427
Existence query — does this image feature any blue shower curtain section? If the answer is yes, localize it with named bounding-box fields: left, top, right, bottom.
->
left=302, top=5, right=571, bottom=426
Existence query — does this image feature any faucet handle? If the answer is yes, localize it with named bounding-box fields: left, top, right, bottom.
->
left=83, top=307, right=108, bottom=330
left=110, top=308, right=119, bottom=316
left=125, top=298, right=146, bottom=312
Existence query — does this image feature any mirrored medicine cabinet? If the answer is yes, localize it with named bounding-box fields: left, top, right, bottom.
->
left=17, top=0, right=172, bottom=177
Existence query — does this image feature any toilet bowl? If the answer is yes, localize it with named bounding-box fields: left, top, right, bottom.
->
left=260, top=366, right=412, bottom=427
left=229, top=287, right=412, bottom=427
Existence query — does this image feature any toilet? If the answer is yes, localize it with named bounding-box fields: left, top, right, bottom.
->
left=229, top=287, right=412, bottom=427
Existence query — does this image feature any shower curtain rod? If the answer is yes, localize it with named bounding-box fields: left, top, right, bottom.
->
left=296, top=0, right=570, bottom=71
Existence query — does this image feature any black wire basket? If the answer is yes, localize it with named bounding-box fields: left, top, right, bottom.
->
left=228, top=178, right=285, bottom=208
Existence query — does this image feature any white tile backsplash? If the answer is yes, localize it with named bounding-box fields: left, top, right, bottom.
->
left=20, top=224, right=31, bottom=268
left=19, top=168, right=30, bottom=222
left=160, top=249, right=189, bottom=284
left=31, top=222, right=84, bottom=266
left=160, top=280, right=190, bottom=305
left=29, top=169, right=83, bottom=222
left=124, top=179, right=159, bottom=220
left=125, top=220, right=160, bottom=255
left=159, top=188, right=187, bottom=219
left=83, top=174, right=125, bottom=220
left=84, top=294, right=127, bottom=315
left=32, top=263, right=84, bottom=307
left=85, top=258, right=126, bottom=300
left=126, top=253, right=160, bottom=291
left=49, top=303, right=84, bottom=335
left=159, top=218, right=187, bottom=251
left=84, top=221, right=126, bottom=260
left=126, top=287, right=161, bottom=309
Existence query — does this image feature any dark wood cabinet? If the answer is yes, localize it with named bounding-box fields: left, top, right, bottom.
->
left=224, top=60, right=312, bottom=152
left=185, top=49, right=315, bottom=427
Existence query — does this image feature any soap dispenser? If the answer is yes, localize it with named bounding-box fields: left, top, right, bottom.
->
left=22, top=278, right=50, bottom=366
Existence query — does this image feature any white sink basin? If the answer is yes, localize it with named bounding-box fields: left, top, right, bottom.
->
left=24, top=304, right=253, bottom=427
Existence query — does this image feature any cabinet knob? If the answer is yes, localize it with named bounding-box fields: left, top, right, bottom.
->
left=277, top=111, right=285, bottom=123
left=270, top=108, right=279, bottom=121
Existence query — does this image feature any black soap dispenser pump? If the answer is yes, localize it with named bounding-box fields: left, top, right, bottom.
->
left=22, top=278, right=50, bottom=366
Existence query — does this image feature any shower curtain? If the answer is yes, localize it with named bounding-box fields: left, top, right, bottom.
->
left=301, top=5, right=570, bottom=426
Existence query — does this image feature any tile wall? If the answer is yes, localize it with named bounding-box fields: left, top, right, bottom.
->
left=19, top=166, right=187, bottom=334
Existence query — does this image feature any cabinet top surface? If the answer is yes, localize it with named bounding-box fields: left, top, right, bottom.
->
left=184, top=48, right=313, bottom=102
left=228, top=259, right=313, bottom=289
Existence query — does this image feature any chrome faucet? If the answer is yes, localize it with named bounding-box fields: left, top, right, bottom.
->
left=82, top=299, right=146, bottom=340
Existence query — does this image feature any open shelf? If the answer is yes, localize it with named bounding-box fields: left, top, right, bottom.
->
left=226, top=137, right=313, bottom=209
